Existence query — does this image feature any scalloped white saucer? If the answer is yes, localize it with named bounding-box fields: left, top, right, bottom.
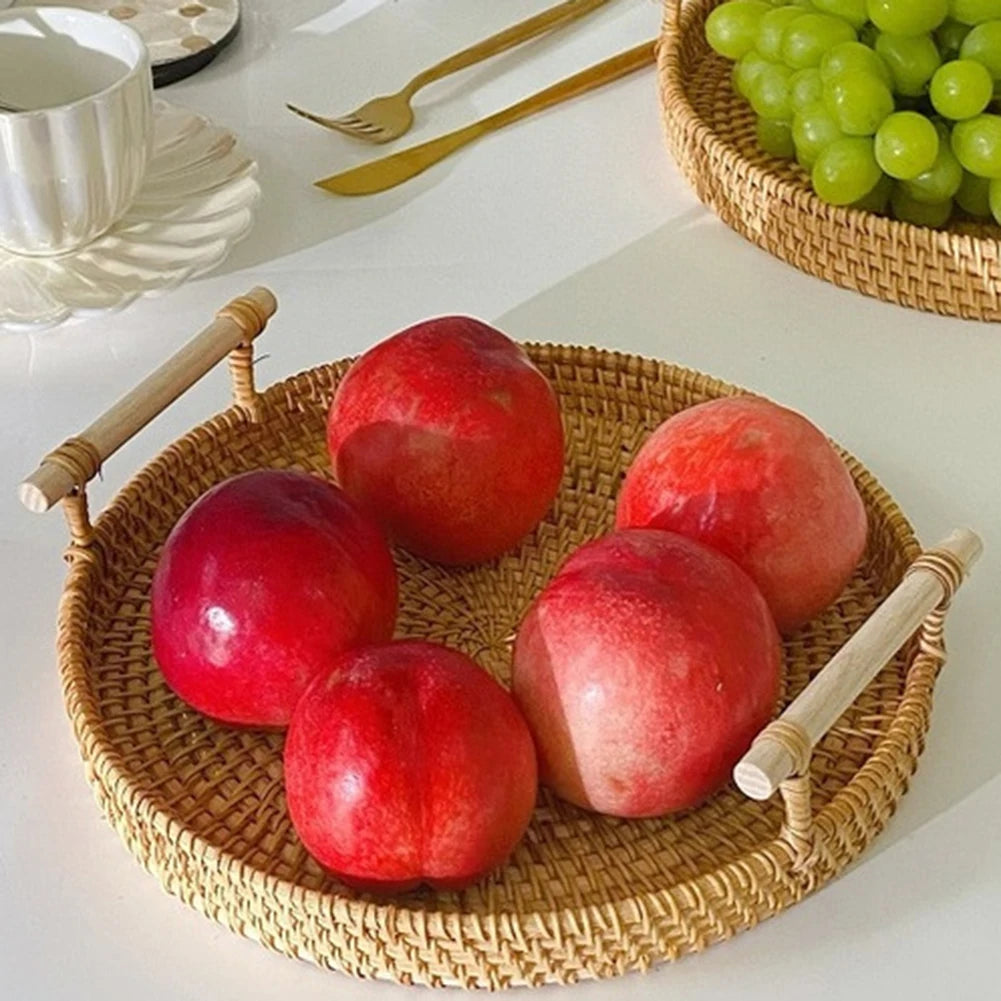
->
left=0, top=99, right=259, bottom=330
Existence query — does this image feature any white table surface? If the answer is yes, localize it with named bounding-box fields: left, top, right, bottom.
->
left=2, top=2, right=999, bottom=999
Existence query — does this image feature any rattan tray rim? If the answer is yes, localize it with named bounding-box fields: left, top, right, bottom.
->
left=59, top=352, right=919, bottom=904
left=657, top=0, right=1001, bottom=322
left=30, top=290, right=978, bottom=987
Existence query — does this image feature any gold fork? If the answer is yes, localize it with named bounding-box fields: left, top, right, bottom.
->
left=316, top=39, right=655, bottom=195
left=287, top=0, right=612, bottom=144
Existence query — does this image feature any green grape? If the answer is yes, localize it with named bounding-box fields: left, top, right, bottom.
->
left=757, top=116, right=797, bottom=156
left=904, top=138, right=965, bottom=200
left=812, top=136, right=883, bottom=203
left=791, top=68, right=826, bottom=110
left=874, top=33, right=942, bottom=96
left=811, top=0, right=869, bottom=29
left=821, top=41, right=893, bottom=84
left=854, top=173, right=895, bottom=211
left=735, top=51, right=775, bottom=98
left=793, top=102, right=847, bottom=165
left=781, top=13, right=858, bottom=69
left=750, top=63, right=795, bottom=118
left=757, top=6, right=804, bottom=59
left=824, top=73, right=895, bottom=134
left=930, top=60, right=994, bottom=118
left=867, top=0, right=949, bottom=36
left=706, top=1, right=771, bottom=60
left=990, top=176, right=1001, bottom=222
left=951, top=113, right=1001, bottom=176
left=960, top=22, right=1001, bottom=87
left=956, top=169, right=993, bottom=212
left=891, top=187, right=954, bottom=225
left=936, top=19, right=973, bottom=58
left=949, top=1, right=1001, bottom=26
left=875, top=111, right=941, bottom=177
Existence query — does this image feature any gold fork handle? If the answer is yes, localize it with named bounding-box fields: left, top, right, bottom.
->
left=405, top=0, right=612, bottom=97
left=316, top=40, right=656, bottom=195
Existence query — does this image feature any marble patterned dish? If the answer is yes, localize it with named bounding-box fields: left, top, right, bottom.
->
left=16, top=0, right=240, bottom=85
left=0, top=100, right=259, bottom=330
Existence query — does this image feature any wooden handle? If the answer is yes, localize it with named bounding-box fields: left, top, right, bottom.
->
left=19, top=287, right=277, bottom=514
left=734, top=528, right=983, bottom=801
left=406, top=0, right=612, bottom=96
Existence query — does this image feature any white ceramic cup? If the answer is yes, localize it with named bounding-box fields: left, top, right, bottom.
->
left=0, top=6, right=153, bottom=256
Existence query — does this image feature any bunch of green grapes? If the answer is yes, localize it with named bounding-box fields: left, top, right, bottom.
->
left=705, top=0, right=1001, bottom=227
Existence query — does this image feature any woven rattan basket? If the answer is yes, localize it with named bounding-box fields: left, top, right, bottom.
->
left=21, top=290, right=981, bottom=988
left=658, top=0, right=1001, bottom=322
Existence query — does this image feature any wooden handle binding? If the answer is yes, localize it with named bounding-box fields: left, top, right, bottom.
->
left=19, top=287, right=277, bottom=515
left=734, top=528, right=983, bottom=801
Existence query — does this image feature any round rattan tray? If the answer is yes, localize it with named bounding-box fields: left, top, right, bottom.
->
left=22, top=291, right=977, bottom=988
left=658, top=0, right=1001, bottom=322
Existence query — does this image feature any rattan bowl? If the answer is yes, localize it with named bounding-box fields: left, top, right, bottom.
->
left=22, top=290, right=978, bottom=988
left=658, top=0, right=1001, bottom=322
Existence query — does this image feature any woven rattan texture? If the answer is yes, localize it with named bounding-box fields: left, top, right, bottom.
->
left=658, top=0, right=1001, bottom=322
left=58, top=345, right=927, bottom=987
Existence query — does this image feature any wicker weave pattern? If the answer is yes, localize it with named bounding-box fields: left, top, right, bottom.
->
left=658, top=0, right=1001, bottom=322
left=55, top=344, right=935, bottom=987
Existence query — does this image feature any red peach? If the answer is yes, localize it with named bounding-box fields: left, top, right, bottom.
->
left=512, top=529, right=781, bottom=818
left=327, top=316, right=564, bottom=565
left=616, top=396, right=867, bottom=632
left=151, top=469, right=397, bottom=727
left=284, top=641, right=538, bottom=892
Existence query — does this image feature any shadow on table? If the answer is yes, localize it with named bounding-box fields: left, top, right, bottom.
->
left=172, top=0, right=636, bottom=273
left=495, top=216, right=1001, bottom=863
